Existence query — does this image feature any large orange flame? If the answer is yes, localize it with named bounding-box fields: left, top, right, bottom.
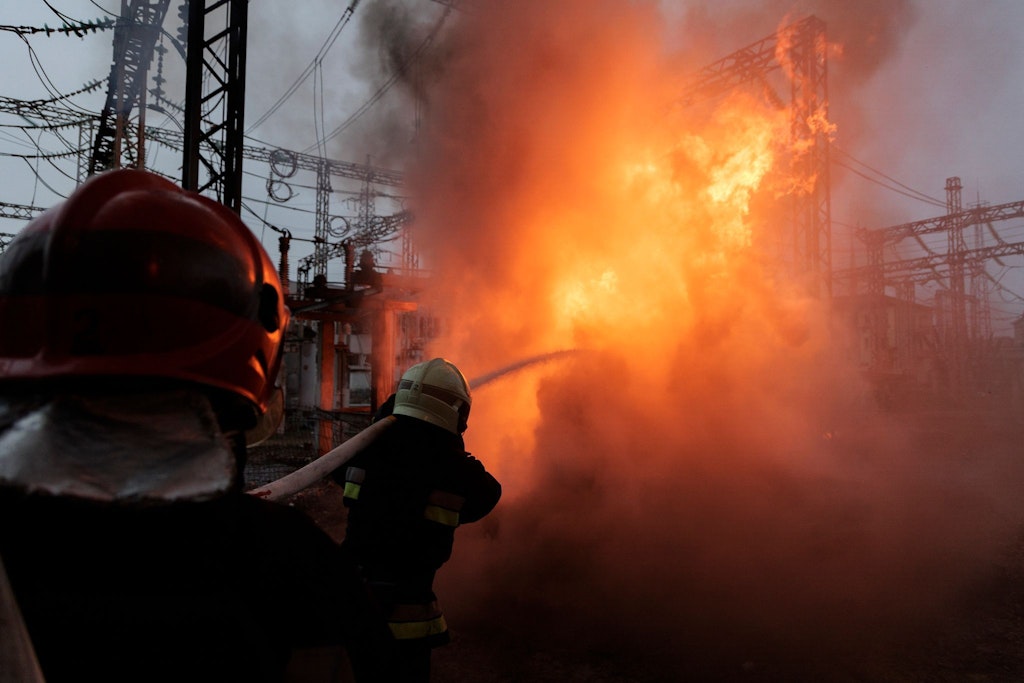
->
left=546, top=91, right=789, bottom=363
left=407, top=10, right=834, bottom=481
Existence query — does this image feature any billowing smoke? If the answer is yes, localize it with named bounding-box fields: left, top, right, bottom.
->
left=369, top=0, right=1024, bottom=678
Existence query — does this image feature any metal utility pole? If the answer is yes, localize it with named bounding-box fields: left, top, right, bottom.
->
left=682, top=15, right=832, bottom=299
left=788, top=16, right=831, bottom=300
left=312, top=160, right=332, bottom=278
left=970, top=217, right=992, bottom=343
left=944, top=177, right=967, bottom=386
left=181, top=0, right=249, bottom=213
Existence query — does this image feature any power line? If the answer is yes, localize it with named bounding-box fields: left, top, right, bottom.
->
left=241, top=200, right=290, bottom=235
left=245, top=0, right=362, bottom=133
left=88, top=1, right=117, bottom=18
left=19, top=127, right=80, bottom=181
left=10, top=34, right=100, bottom=118
left=1, top=147, right=86, bottom=160
left=832, top=144, right=945, bottom=204
left=833, top=158, right=948, bottom=209
left=831, top=145, right=947, bottom=209
left=0, top=19, right=114, bottom=38
left=984, top=268, right=1024, bottom=304
left=17, top=156, right=67, bottom=200
left=304, top=5, right=452, bottom=154
left=13, top=78, right=104, bottom=107
left=41, top=0, right=80, bottom=25
left=0, top=129, right=39, bottom=150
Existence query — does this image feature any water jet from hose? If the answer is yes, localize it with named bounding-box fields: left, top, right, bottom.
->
left=247, top=349, right=580, bottom=501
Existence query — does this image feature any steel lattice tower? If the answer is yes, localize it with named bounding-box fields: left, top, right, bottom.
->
left=181, top=0, right=249, bottom=213
left=683, top=16, right=832, bottom=299
left=89, top=0, right=171, bottom=175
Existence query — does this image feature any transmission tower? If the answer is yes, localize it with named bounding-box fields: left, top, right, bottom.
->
left=144, top=125, right=412, bottom=287
left=944, top=177, right=968, bottom=366
left=89, top=0, right=171, bottom=175
left=836, top=179, right=1024, bottom=392
left=683, top=15, right=831, bottom=298
left=181, top=0, right=249, bottom=213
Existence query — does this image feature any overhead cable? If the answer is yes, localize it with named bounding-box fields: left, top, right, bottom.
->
left=17, top=156, right=67, bottom=200
left=245, top=0, right=363, bottom=133
left=303, top=5, right=452, bottom=153
left=831, top=144, right=946, bottom=209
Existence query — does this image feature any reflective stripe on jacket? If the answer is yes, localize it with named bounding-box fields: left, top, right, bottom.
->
left=386, top=600, right=448, bottom=641
left=342, top=466, right=365, bottom=501
left=343, top=467, right=467, bottom=529
left=423, top=489, right=465, bottom=527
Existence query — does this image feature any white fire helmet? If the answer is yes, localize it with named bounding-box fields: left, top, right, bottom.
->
left=392, top=358, right=472, bottom=435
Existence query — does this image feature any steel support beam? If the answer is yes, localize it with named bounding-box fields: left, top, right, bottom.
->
left=182, top=0, right=248, bottom=213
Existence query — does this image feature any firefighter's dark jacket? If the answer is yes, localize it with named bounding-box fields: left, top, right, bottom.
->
left=333, top=414, right=501, bottom=589
left=0, top=490, right=373, bottom=682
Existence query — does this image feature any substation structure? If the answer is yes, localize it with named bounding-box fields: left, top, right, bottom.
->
left=834, top=178, right=1024, bottom=410
left=1, top=0, right=433, bottom=458
left=685, top=16, right=1024, bottom=411
left=2, top=6, right=1024, bottom=460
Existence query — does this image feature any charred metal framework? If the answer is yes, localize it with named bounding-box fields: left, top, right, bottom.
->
left=0, top=203, right=47, bottom=221
left=849, top=198, right=1024, bottom=296
left=89, top=0, right=171, bottom=175
left=299, top=158, right=409, bottom=286
left=684, top=16, right=831, bottom=299
left=944, top=177, right=968, bottom=362
left=0, top=233, right=17, bottom=253
left=181, top=0, right=249, bottom=213
left=254, top=149, right=407, bottom=283
left=146, top=126, right=410, bottom=287
left=0, top=94, right=96, bottom=189
left=54, top=0, right=406, bottom=278
left=88, top=0, right=249, bottom=210
left=839, top=181, right=1024, bottom=388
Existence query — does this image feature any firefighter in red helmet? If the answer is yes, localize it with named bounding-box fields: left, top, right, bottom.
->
left=333, top=358, right=501, bottom=682
left=0, top=169, right=380, bottom=682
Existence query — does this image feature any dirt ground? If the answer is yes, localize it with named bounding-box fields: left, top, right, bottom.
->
left=279, top=485, right=1024, bottom=682
left=271, top=413, right=1024, bottom=683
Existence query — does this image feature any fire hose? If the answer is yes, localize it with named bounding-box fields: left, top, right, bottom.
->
left=246, top=350, right=577, bottom=501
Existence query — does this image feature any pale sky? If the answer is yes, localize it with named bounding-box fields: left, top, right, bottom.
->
left=2, top=0, right=1023, bottom=331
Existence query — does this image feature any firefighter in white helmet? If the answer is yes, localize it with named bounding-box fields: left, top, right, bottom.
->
left=333, top=358, right=501, bottom=682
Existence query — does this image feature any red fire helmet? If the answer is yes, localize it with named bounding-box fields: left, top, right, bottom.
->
left=0, top=169, right=289, bottom=415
